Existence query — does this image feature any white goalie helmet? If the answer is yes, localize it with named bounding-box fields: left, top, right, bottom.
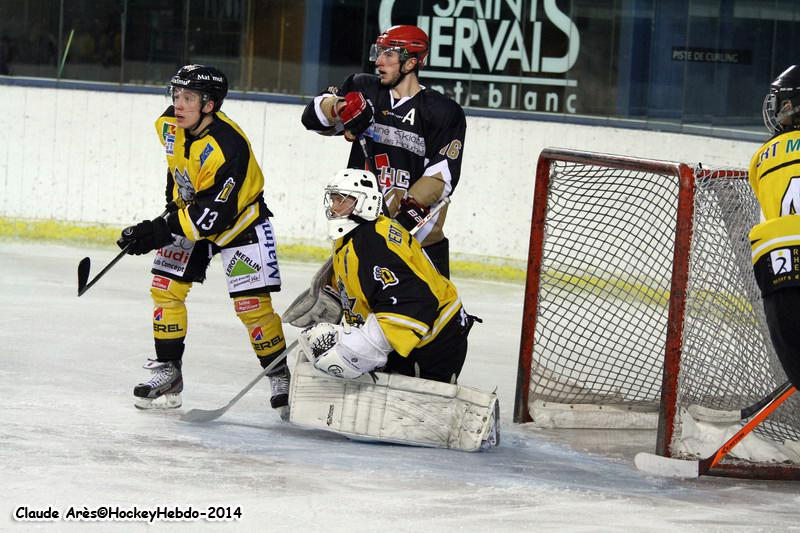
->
left=324, top=169, right=383, bottom=240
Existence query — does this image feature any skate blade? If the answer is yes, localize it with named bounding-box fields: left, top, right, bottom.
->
left=134, top=393, right=182, bottom=410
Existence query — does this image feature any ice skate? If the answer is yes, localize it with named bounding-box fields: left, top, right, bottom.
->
left=269, top=368, right=290, bottom=420
left=133, top=359, right=183, bottom=410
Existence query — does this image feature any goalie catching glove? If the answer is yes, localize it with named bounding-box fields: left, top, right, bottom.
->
left=117, top=217, right=174, bottom=255
left=300, top=314, right=392, bottom=379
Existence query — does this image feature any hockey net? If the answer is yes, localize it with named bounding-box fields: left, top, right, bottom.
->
left=514, top=148, right=800, bottom=479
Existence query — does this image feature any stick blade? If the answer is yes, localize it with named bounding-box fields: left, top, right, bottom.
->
left=634, top=452, right=700, bottom=478
left=180, top=407, right=227, bottom=423
left=77, top=257, right=91, bottom=296
left=687, top=404, right=741, bottom=423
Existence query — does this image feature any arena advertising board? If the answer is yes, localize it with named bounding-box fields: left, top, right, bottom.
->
left=378, top=0, right=580, bottom=114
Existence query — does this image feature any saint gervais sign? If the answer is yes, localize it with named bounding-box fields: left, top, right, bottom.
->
left=378, top=0, right=580, bottom=113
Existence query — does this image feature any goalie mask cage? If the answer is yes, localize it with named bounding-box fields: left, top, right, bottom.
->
left=514, top=148, right=800, bottom=480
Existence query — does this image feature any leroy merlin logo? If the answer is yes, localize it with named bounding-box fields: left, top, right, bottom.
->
left=226, top=251, right=262, bottom=277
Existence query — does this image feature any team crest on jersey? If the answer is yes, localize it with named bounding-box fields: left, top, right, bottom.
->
left=373, top=266, right=399, bottom=289
left=215, top=177, right=235, bottom=203
left=199, top=143, right=214, bottom=167
left=251, top=327, right=263, bottom=341
left=337, top=279, right=364, bottom=325
left=770, top=249, right=793, bottom=275
left=173, top=168, right=196, bottom=204
left=374, top=153, right=411, bottom=192
left=153, top=307, right=163, bottom=321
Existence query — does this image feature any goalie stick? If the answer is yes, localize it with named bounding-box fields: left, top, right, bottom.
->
left=688, top=379, right=792, bottom=423
left=634, top=381, right=796, bottom=478
left=77, top=206, right=171, bottom=297
left=180, top=340, right=297, bottom=423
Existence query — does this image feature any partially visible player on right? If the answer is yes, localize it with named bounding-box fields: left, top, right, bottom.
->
left=748, top=64, right=800, bottom=390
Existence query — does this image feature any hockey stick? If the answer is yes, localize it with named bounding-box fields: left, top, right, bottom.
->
left=180, top=340, right=297, bottom=423
left=634, top=381, right=796, bottom=478
left=77, top=206, right=171, bottom=297
left=687, top=379, right=792, bottom=423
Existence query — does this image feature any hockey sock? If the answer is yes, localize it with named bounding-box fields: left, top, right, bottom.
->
left=151, top=275, right=191, bottom=361
left=234, top=294, right=286, bottom=368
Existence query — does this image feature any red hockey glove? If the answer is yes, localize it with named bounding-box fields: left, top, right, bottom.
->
left=337, top=92, right=373, bottom=137
left=395, top=197, right=431, bottom=232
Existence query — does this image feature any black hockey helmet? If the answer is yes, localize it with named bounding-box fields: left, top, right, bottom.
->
left=168, top=64, right=228, bottom=112
left=763, top=65, right=800, bottom=134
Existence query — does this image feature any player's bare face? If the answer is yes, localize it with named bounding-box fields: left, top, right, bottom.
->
left=375, top=50, right=402, bottom=86
left=329, top=194, right=357, bottom=218
left=171, top=88, right=204, bottom=129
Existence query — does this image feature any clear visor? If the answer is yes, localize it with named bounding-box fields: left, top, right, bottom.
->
left=369, top=44, right=403, bottom=62
left=324, top=189, right=359, bottom=219
left=166, top=85, right=207, bottom=106
left=763, top=92, right=781, bottom=133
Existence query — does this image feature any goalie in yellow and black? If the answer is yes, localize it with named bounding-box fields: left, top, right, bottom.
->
left=299, top=168, right=479, bottom=384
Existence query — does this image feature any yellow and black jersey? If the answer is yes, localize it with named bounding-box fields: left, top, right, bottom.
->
left=749, top=128, right=800, bottom=294
left=330, top=215, right=462, bottom=356
left=155, top=107, right=271, bottom=246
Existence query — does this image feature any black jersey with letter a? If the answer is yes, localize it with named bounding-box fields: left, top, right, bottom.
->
left=330, top=215, right=462, bottom=357
left=302, top=74, right=466, bottom=242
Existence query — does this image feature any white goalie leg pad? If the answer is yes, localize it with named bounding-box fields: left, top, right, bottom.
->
left=287, top=360, right=498, bottom=452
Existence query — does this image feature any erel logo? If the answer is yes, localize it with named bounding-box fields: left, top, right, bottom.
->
left=153, top=307, right=163, bottom=321
left=251, top=327, right=263, bottom=341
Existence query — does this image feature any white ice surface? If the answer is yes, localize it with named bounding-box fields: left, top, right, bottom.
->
left=2, top=241, right=800, bottom=532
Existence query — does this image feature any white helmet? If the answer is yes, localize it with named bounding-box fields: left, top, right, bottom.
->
left=324, top=169, right=382, bottom=240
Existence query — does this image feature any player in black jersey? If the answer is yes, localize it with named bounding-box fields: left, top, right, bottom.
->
left=749, top=65, right=800, bottom=390
left=301, top=25, right=466, bottom=278
left=116, top=65, right=288, bottom=410
left=300, top=169, right=477, bottom=383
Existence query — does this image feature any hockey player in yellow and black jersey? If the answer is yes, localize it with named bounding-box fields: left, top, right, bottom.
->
left=749, top=65, right=800, bottom=390
left=301, top=25, right=466, bottom=278
left=300, top=169, right=477, bottom=384
left=116, top=65, right=288, bottom=410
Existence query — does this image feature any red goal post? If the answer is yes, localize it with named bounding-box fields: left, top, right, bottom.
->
left=513, top=148, right=800, bottom=479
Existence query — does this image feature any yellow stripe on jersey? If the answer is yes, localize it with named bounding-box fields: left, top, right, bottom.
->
left=748, top=130, right=800, bottom=261
left=215, top=204, right=259, bottom=247
left=750, top=215, right=800, bottom=262
left=417, top=298, right=462, bottom=348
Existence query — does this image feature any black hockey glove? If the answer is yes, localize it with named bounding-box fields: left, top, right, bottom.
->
left=117, top=217, right=173, bottom=255
left=338, top=92, right=373, bottom=137
left=395, top=197, right=431, bottom=232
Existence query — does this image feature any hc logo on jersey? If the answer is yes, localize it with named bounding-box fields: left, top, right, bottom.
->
left=770, top=249, right=793, bottom=275
left=153, top=307, right=163, bottom=321
left=251, top=327, right=264, bottom=341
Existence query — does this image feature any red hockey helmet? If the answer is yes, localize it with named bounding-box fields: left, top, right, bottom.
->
left=370, top=25, right=430, bottom=67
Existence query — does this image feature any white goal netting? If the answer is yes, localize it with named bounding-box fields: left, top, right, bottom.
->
left=516, top=149, right=800, bottom=476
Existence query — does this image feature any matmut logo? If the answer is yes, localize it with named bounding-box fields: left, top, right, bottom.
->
left=250, top=327, right=263, bottom=341
left=153, top=307, right=163, bottom=321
